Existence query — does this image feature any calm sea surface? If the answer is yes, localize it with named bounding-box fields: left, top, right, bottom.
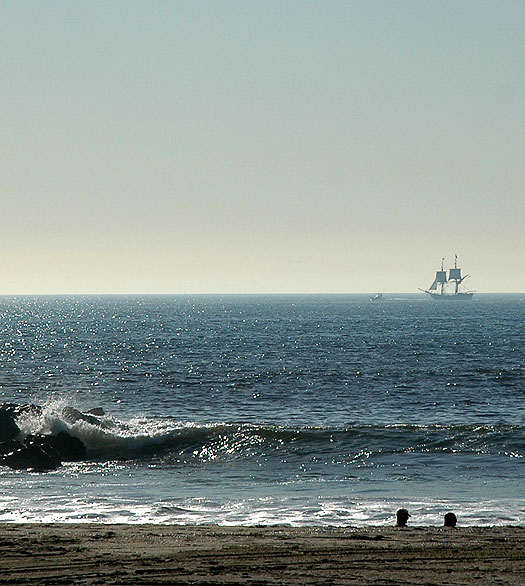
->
left=0, top=294, right=523, bottom=525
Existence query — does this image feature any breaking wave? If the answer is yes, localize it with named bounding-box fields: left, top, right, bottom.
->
left=13, top=401, right=524, bottom=465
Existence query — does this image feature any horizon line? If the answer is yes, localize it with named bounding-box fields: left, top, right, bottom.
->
left=0, top=291, right=523, bottom=297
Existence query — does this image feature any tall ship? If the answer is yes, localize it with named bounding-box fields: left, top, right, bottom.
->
left=420, top=255, right=475, bottom=300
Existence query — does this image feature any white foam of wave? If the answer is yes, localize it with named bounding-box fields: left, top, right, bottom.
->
left=1, top=490, right=523, bottom=526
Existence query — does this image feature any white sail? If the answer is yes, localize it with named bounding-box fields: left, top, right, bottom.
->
left=429, top=270, right=447, bottom=290
left=449, top=268, right=462, bottom=280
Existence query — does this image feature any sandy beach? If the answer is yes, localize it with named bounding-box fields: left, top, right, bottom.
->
left=0, top=524, right=523, bottom=585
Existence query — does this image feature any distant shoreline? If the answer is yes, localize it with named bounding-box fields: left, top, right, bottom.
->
left=1, top=524, right=524, bottom=585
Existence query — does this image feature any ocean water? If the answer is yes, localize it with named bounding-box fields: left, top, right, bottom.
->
left=0, top=294, right=523, bottom=526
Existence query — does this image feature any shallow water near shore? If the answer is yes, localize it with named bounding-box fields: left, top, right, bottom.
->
left=0, top=294, right=523, bottom=525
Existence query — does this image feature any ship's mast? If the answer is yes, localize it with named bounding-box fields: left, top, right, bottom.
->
left=440, top=257, right=445, bottom=295
left=448, top=253, right=465, bottom=295
left=454, top=255, right=458, bottom=295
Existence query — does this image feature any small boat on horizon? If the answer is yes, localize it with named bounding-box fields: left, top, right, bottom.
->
left=419, top=255, right=475, bottom=300
left=369, top=292, right=384, bottom=301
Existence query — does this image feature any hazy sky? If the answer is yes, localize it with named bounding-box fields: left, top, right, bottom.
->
left=2, top=1, right=524, bottom=293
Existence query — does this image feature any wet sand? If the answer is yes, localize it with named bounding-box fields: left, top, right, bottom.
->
left=1, top=524, right=524, bottom=585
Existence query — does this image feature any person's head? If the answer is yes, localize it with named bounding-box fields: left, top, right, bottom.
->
left=444, top=512, right=457, bottom=527
left=396, top=508, right=410, bottom=527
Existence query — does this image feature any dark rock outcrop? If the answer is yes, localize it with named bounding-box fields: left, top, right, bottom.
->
left=3, top=442, right=62, bottom=472
left=62, top=406, right=103, bottom=427
left=26, top=431, right=86, bottom=462
left=0, top=402, right=42, bottom=419
left=0, top=410, right=21, bottom=442
left=0, top=403, right=88, bottom=472
left=0, top=439, right=24, bottom=455
left=53, top=431, right=87, bottom=461
left=86, top=407, right=105, bottom=416
left=0, top=403, right=44, bottom=443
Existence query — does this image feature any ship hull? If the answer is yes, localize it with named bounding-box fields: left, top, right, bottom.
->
left=426, top=292, right=474, bottom=300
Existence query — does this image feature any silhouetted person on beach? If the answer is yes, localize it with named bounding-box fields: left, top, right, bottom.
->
left=396, top=508, right=410, bottom=527
left=444, top=512, right=457, bottom=527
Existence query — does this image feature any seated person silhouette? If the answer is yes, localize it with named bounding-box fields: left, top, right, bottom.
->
left=396, top=508, right=410, bottom=527
left=444, top=512, right=457, bottom=527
